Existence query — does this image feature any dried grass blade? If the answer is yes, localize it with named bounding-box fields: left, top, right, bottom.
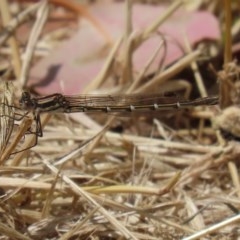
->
left=0, top=81, right=14, bottom=156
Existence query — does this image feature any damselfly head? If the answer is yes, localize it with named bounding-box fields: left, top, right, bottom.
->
left=19, top=92, right=34, bottom=110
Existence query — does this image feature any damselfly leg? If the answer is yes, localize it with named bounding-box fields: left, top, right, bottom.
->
left=10, top=111, right=43, bottom=155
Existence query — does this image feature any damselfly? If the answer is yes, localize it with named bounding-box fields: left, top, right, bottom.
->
left=20, top=92, right=218, bottom=113
left=19, top=91, right=219, bottom=141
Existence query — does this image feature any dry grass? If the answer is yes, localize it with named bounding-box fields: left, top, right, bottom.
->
left=0, top=0, right=240, bottom=239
